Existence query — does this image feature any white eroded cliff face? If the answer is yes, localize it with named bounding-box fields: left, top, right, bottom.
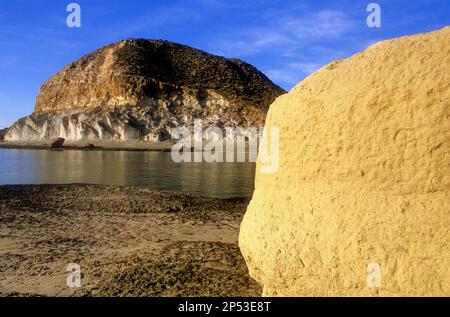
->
left=239, top=27, right=450, bottom=296
left=6, top=91, right=246, bottom=143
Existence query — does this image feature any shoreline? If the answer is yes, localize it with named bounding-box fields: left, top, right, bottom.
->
left=0, top=184, right=259, bottom=297
left=0, top=141, right=174, bottom=152
left=0, top=140, right=257, bottom=153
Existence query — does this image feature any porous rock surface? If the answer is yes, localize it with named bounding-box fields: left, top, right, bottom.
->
left=6, top=39, right=284, bottom=143
left=239, top=27, right=450, bottom=296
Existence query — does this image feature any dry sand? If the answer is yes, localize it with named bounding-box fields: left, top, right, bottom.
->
left=0, top=184, right=260, bottom=297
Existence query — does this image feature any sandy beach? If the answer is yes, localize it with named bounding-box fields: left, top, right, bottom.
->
left=0, top=184, right=260, bottom=297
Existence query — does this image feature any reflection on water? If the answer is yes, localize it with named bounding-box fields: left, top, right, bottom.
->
left=0, top=149, right=255, bottom=198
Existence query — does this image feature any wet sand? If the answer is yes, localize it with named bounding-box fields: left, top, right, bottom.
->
left=0, top=184, right=261, bottom=297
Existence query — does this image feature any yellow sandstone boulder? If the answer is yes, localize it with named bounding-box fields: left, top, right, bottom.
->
left=239, top=27, right=450, bottom=296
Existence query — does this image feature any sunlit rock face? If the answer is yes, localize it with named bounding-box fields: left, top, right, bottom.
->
left=6, top=39, right=284, bottom=143
left=239, top=27, right=450, bottom=296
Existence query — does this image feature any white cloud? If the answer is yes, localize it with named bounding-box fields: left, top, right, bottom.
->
left=265, top=69, right=299, bottom=88
left=211, top=10, right=354, bottom=57
left=213, top=30, right=291, bottom=56
left=265, top=62, right=323, bottom=88
left=289, top=62, right=322, bottom=74
left=286, top=10, right=353, bottom=39
left=209, top=9, right=355, bottom=90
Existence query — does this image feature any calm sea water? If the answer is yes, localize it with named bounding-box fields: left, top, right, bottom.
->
left=0, top=149, right=256, bottom=198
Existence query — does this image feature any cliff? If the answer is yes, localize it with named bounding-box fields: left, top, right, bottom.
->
left=6, top=39, right=284, bottom=143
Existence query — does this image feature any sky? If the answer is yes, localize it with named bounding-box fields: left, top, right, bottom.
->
left=0, top=0, right=449, bottom=128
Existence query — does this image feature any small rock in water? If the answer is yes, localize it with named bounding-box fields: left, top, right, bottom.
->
left=51, top=137, right=65, bottom=148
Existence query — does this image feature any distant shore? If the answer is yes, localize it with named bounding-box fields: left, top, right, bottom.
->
left=0, top=140, right=174, bottom=152
left=0, top=184, right=260, bottom=296
left=0, top=140, right=258, bottom=154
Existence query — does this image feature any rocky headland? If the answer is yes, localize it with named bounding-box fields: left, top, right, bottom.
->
left=4, top=39, right=284, bottom=148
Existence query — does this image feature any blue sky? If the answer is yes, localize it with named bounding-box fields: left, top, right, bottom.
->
left=0, top=0, right=449, bottom=128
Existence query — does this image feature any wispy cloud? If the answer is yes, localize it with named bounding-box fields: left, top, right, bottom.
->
left=211, top=10, right=354, bottom=57
left=213, top=30, right=290, bottom=56
left=285, top=10, right=353, bottom=39
left=265, top=62, right=323, bottom=89
left=208, top=9, right=355, bottom=89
